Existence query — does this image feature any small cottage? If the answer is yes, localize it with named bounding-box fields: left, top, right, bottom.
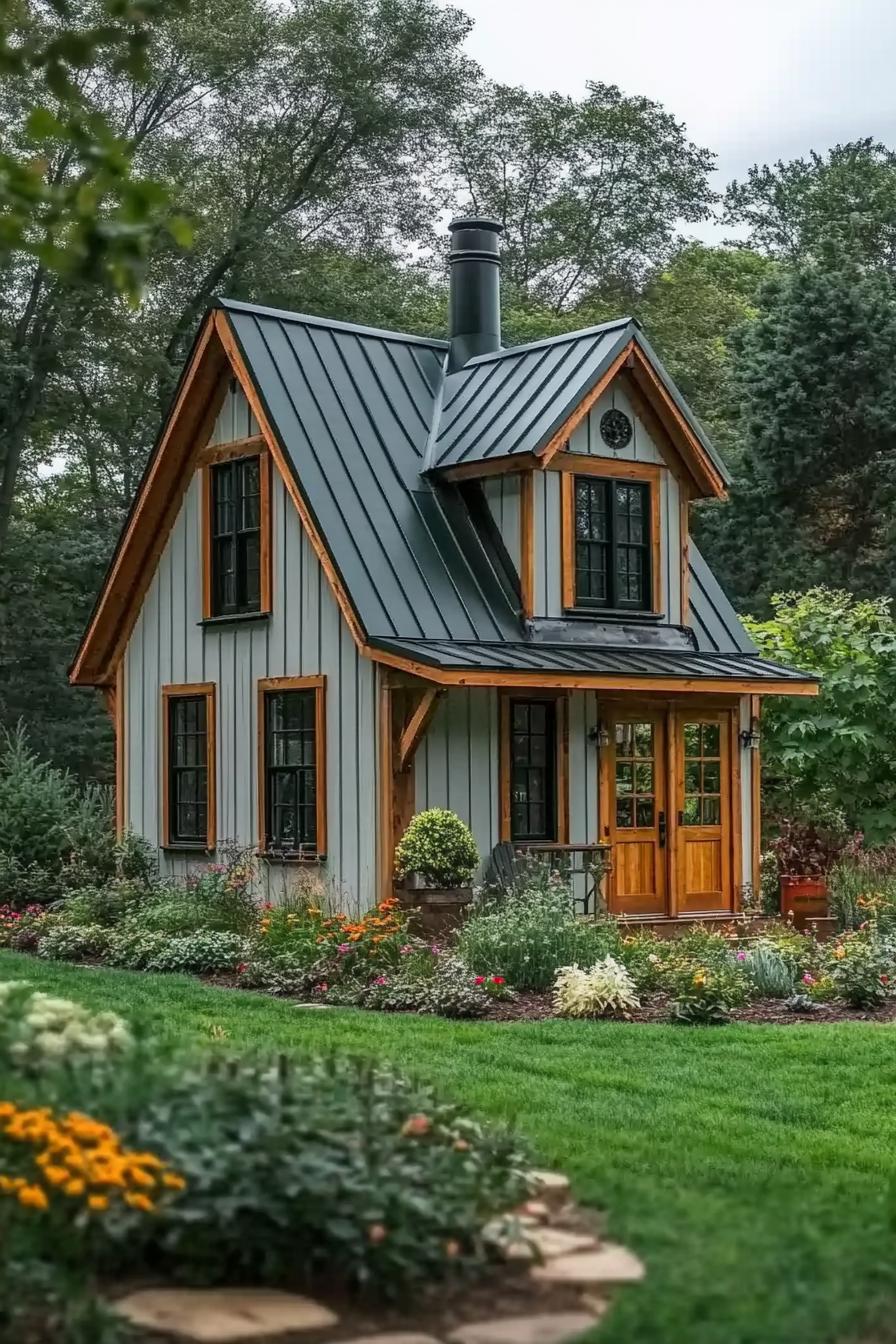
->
left=71, top=219, right=817, bottom=919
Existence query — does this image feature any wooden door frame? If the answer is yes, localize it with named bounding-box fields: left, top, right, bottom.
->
left=598, top=704, right=669, bottom=916
left=599, top=697, right=742, bottom=917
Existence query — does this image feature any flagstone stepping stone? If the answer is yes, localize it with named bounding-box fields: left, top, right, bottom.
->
left=530, top=1244, right=645, bottom=1287
left=516, top=1199, right=551, bottom=1221
left=487, top=1225, right=599, bottom=1262
left=113, top=1287, right=338, bottom=1341
left=447, top=1312, right=598, bottom=1344
left=528, top=1172, right=570, bottom=1207
left=337, top=1335, right=442, bottom=1343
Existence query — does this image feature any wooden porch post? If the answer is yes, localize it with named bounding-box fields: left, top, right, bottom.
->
left=378, top=673, right=443, bottom=901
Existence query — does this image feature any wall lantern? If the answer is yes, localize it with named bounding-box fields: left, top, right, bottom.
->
left=739, top=719, right=761, bottom=751
left=588, top=721, right=610, bottom=748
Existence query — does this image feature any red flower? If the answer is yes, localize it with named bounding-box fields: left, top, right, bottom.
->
left=881, top=975, right=889, bottom=984
left=474, top=976, right=486, bottom=985
left=236, top=962, right=248, bottom=974
left=491, top=976, right=505, bottom=985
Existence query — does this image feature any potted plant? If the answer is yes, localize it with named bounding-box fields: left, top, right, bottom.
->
left=769, top=820, right=845, bottom=929
left=394, top=808, right=479, bottom=934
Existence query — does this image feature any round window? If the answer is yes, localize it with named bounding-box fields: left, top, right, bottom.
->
left=599, top=408, right=633, bottom=451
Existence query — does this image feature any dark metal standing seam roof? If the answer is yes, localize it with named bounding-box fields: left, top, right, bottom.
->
left=368, top=638, right=815, bottom=685
left=221, top=300, right=520, bottom=644
left=429, top=319, right=730, bottom=484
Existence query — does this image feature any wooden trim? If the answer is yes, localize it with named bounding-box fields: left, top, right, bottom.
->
left=256, top=675, right=327, bottom=858
left=214, top=310, right=367, bottom=651
left=363, top=647, right=820, bottom=696
left=560, top=472, right=575, bottom=611
left=666, top=708, right=679, bottom=917
left=498, top=689, right=569, bottom=844
left=201, top=444, right=272, bottom=622
left=628, top=345, right=727, bottom=500
left=679, top=485, right=690, bottom=624
left=548, top=453, right=662, bottom=483
left=114, top=661, right=125, bottom=838
left=161, top=682, right=216, bottom=850
left=750, top=694, right=762, bottom=896
left=71, top=315, right=229, bottom=685
left=556, top=457, right=663, bottom=616
left=538, top=340, right=635, bottom=466
left=378, top=671, right=394, bottom=900
left=102, top=684, right=116, bottom=724
left=519, top=470, right=535, bottom=619
left=197, top=434, right=265, bottom=466
left=730, top=707, right=743, bottom=911
left=439, top=453, right=539, bottom=484
left=397, top=687, right=443, bottom=772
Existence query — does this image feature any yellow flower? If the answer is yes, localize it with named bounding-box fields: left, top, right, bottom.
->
left=43, top=1165, right=71, bottom=1186
left=63, top=1178, right=86, bottom=1197
left=17, top=1184, right=48, bottom=1211
left=87, top=1193, right=109, bottom=1212
left=161, top=1172, right=186, bottom=1191
left=124, top=1191, right=155, bottom=1213
left=128, top=1165, right=156, bottom=1189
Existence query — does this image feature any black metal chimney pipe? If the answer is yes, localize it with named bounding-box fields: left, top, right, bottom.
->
left=447, top=216, right=503, bottom=372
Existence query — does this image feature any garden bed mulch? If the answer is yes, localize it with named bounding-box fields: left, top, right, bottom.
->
left=202, top=975, right=896, bottom=1025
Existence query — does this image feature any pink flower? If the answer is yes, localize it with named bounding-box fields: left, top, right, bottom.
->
left=399, top=944, right=414, bottom=955
left=374, top=976, right=389, bottom=986
left=313, top=982, right=328, bottom=993
left=236, top=962, right=248, bottom=974
left=474, top=976, right=486, bottom=985
left=337, top=943, right=351, bottom=955
left=430, top=944, right=442, bottom=955
left=736, top=951, right=746, bottom=962
left=802, top=972, right=815, bottom=985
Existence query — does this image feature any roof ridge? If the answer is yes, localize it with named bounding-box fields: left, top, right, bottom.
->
left=461, top=316, right=637, bottom=366
left=215, top=297, right=449, bottom=350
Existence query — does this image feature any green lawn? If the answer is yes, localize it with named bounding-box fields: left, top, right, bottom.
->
left=2, top=951, right=895, bottom=1344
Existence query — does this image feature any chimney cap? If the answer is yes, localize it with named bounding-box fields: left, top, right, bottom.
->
left=448, top=215, right=503, bottom=235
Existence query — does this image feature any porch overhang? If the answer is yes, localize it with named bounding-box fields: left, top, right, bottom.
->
left=368, top=638, right=819, bottom=697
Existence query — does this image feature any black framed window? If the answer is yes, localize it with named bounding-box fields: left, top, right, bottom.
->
left=168, top=696, right=208, bottom=845
left=510, top=699, right=556, bottom=842
left=264, top=689, right=318, bottom=852
left=211, top=456, right=261, bottom=615
left=573, top=476, right=651, bottom=611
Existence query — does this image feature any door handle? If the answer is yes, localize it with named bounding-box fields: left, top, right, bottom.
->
left=658, top=810, right=667, bottom=849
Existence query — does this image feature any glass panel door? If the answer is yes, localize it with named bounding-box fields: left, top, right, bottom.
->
left=604, top=713, right=666, bottom=916
left=674, top=712, right=733, bottom=913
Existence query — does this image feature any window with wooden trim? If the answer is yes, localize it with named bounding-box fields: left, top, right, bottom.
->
left=500, top=694, right=568, bottom=845
left=204, top=453, right=271, bottom=618
left=573, top=475, right=651, bottom=610
left=162, top=684, right=216, bottom=849
left=258, top=677, right=326, bottom=857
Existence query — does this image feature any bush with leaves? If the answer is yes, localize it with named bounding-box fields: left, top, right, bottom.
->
left=238, top=953, right=331, bottom=997
left=122, top=1053, right=531, bottom=1292
left=825, top=933, right=893, bottom=1008
left=0, top=981, right=133, bottom=1071
left=394, top=808, right=479, bottom=887
left=457, top=864, right=620, bottom=991
left=742, top=942, right=796, bottom=998
left=104, top=927, right=169, bottom=970
left=37, top=923, right=111, bottom=963
left=144, top=932, right=249, bottom=976
left=667, top=961, right=749, bottom=1025
left=553, top=957, right=640, bottom=1019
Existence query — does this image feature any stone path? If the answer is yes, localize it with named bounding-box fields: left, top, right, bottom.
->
left=112, top=1171, right=644, bottom=1344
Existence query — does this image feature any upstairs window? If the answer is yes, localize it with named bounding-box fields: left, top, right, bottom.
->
left=571, top=475, right=652, bottom=612
left=259, top=677, right=326, bottom=857
left=209, top=455, right=264, bottom=616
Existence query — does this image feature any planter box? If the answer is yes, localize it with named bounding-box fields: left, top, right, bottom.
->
left=780, top=875, right=829, bottom=931
left=396, top=884, right=473, bottom=937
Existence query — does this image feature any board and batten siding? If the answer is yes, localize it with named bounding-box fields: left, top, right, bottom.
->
left=481, top=475, right=522, bottom=572
left=414, top=687, right=754, bottom=896
left=120, top=381, right=378, bottom=913
left=525, top=380, right=683, bottom=623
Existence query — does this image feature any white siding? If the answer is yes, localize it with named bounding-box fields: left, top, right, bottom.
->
left=482, top=474, right=523, bottom=571
left=121, top=383, right=378, bottom=913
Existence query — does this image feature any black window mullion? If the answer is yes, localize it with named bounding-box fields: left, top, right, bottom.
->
left=210, top=456, right=262, bottom=617
left=264, top=690, right=318, bottom=854
left=168, top=696, right=208, bottom=846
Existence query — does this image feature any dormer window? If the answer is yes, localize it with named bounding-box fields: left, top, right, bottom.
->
left=560, top=460, right=661, bottom=616
left=574, top=476, right=650, bottom=610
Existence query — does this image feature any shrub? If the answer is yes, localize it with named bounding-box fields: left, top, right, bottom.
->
left=145, top=931, right=249, bottom=976
left=37, top=924, right=111, bottom=962
left=667, top=961, right=748, bottom=1025
left=0, top=902, right=45, bottom=946
left=252, top=894, right=408, bottom=985
left=0, top=982, right=133, bottom=1071
left=104, top=927, right=169, bottom=970
left=126, top=1052, right=531, bottom=1292
left=742, top=942, right=796, bottom=998
left=394, top=808, right=479, bottom=887
left=553, top=957, right=640, bottom=1019
left=828, top=842, right=896, bottom=933
left=457, top=868, right=620, bottom=991
left=826, top=934, right=893, bottom=1008
left=349, top=953, right=492, bottom=1018
left=0, top=725, right=80, bottom=873
left=238, top=954, right=329, bottom=996
left=0, top=852, right=56, bottom=907
left=181, top=847, right=258, bottom=933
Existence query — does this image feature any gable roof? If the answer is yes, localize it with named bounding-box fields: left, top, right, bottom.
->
left=428, top=319, right=730, bottom=495
left=71, top=297, right=809, bottom=695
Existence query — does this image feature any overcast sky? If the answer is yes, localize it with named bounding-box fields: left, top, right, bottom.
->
left=452, top=0, right=896, bottom=240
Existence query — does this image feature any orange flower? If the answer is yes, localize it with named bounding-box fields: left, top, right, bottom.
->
left=367, top=1222, right=388, bottom=1244
left=87, top=1193, right=109, bottom=1212
left=63, top=1178, right=86, bottom=1197
left=124, top=1191, right=155, bottom=1213
left=401, top=1113, right=432, bottom=1138
left=17, top=1184, right=48, bottom=1211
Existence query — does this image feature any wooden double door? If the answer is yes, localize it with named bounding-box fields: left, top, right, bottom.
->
left=600, top=705, right=737, bottom=917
